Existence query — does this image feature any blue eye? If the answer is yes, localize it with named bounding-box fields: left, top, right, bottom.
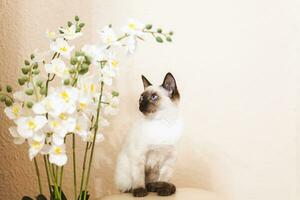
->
left=151, top=94, right=158, bottom=101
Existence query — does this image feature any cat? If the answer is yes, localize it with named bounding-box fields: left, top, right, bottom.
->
left=115, top=72, right=183, bottom=197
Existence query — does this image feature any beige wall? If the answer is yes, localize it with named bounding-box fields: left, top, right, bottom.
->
left=0, top=0, right=298, bottom=199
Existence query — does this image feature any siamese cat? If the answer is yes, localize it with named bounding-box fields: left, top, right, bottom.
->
left=115, top=73, right=183, bottom=197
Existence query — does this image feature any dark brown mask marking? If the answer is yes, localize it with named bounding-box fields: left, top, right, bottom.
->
left=139, top=90, right=160, bottom=115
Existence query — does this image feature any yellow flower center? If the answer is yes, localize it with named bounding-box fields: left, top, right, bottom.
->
left=111, top=60, right=118, bottom=68
left=60, top=91, right=70, bottom=102
left=27, top=120, right=37, bottom=130
left=75, top=124, right=81, bottom=132
left=51, top=120, right=59, bottom=127
left=32, top=141, right=41, bottom=149
left=128, top=23, right=137, bottom=30
left=59, top=113, right=68, bottom=120
left=12, top=105, right=20, bottom=116
left=90, top=84, right=95, bottom=93
left=59, top=47, right=68, bottom=52
left=54, top=147, right=62, bottom=154
left=79, top=102, right=87, bottom=109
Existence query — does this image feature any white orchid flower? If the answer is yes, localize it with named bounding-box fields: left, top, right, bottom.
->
left=56, top=87, right=79, bottom=114
left=49, top=144, right=68, bottom=166
left=81, top=45, right=106, bottom=65
left=33, top=94, right=65, bottom=118
left=125, top=36, right=137, bottom=54
left=103, top=92, right=119, bottom=115
left=4, top=102, right=23, bottom=120
left=82, top=131, right=104, bottom=143
left=122, top=19, right=144, bottom=37
left=44, top=58, right=70, bottom=79
left=74, top=114, right=90, bottom=140
left=50, top=38, right=74, bottom=59
left=28, top=133, right=46, bottom=160
left=48, top=113, right=76, bottom=141
left=16, top=116, right=47, bottom=138
left=46, top=30, right=57, bottom=40
left=99, top=25, right=120, bottom=47
left=8, top=127, right=25, bottom=145
left=59, top=25, right=82, bottom=40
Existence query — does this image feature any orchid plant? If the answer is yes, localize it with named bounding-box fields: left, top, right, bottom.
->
left=0, top=16, right=173, bottom=200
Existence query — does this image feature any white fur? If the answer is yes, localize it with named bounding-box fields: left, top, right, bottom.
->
left=115, top=86, right=183, bottom=192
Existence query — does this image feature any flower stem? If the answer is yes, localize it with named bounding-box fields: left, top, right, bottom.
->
left=59, top=166, right=64, bottom=197
left=72, top=133, right=77, bottom=200
left=83, top=81, right=104, bottom=200
left=34, top=157, right=43, bottom=195
left=79, top=142, right=89, bottom=200
left=43, top=155, right=52, bottom=195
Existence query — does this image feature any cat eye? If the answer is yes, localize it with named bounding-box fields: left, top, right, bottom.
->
left=150, top=94, right=158, bottom=101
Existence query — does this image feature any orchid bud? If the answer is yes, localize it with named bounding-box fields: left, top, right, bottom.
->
left=18, top=78, right=25, bottom=86
left=112, top=91, right=119, bottom=97
left=33, top=69, right=40, bottom=75
left=157, top=28, right=162, bottom=33
left=25, top=89, right=34, bottom=95
left=24, top=60, right=30, bottom=65
left=166, top=36, right=172, bottom=42
left=70, top=57, right=77, bottom=65
left=6, top=85, right=12, bottom=93
left=36, top=80, right=43, bottom=87
left=68, top=21, right=73, bottom=27
left=32, top=62, right=38, bottom=69
left=145, top=24, right=152, bottom=30
left=5, top=99, right=12, bottom=107
left=26, top=101, right=33, bottom=109
left=21, top=67, right=30, bottom=74
left=156, top=36, right=163, bottom=43
left=64, top=79, right=70, bottom=85
left=79, top=23, right=85, bottom=28
left=30, top=54, right=35, bottom=60
left=75, top=16, right=80, bottom=21
left=0, top=95, right=6, bottom=102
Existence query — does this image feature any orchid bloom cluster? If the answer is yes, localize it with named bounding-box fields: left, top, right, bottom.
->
left=0, top=16, right=173, bottom=199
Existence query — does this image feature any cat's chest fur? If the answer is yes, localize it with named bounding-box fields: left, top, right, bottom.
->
left=129, top=116, right=183, bottom=149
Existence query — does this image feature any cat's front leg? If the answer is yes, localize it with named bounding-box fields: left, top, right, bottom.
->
left=131, top=155, right=148, bottom=197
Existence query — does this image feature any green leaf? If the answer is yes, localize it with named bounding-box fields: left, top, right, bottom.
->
left=77, top=191, right=90, bottom=200
left=6, top=85, right=12, bottom=93
left=145, top=24, right=152, bottom=30
left=22, top=196, right=34, bottom=200
left=36, top=194, right=47, bottom=200
left=156, top=36, right=163, bottom=43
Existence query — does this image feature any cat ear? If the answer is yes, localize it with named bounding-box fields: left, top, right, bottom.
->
left=141, top=75, right=152, bottom=89
left=161, top=72, right=180, bottom=100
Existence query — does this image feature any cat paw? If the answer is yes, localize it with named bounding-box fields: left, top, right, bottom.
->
left=146, top=182, right=157, bottom=192
left=132, top=187, right=148, bottom=197
left=157, top=183, right=176, bottom=196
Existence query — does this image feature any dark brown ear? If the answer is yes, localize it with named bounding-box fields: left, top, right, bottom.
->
left=141, top=75, right=152, bottom=89
left=161, top=72, right=180, bottom=101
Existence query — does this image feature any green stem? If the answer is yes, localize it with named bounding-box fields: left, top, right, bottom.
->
left=83, top=82, right=104, bottom=200
left=73, top=133, right=77, bottom=200
left=79, top=142, right=89, bottom=200
left=34, top=157, right=43, bottom=195
left=59, top=166, right=64, bottom=196
left=43, top=155, right=52, bottom=195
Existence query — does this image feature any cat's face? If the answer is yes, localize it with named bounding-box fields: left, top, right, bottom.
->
left=139, top=73, right=180, bottom=116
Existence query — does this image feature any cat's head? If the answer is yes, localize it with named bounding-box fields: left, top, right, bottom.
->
left=139, top=72, right=180, bottom=116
